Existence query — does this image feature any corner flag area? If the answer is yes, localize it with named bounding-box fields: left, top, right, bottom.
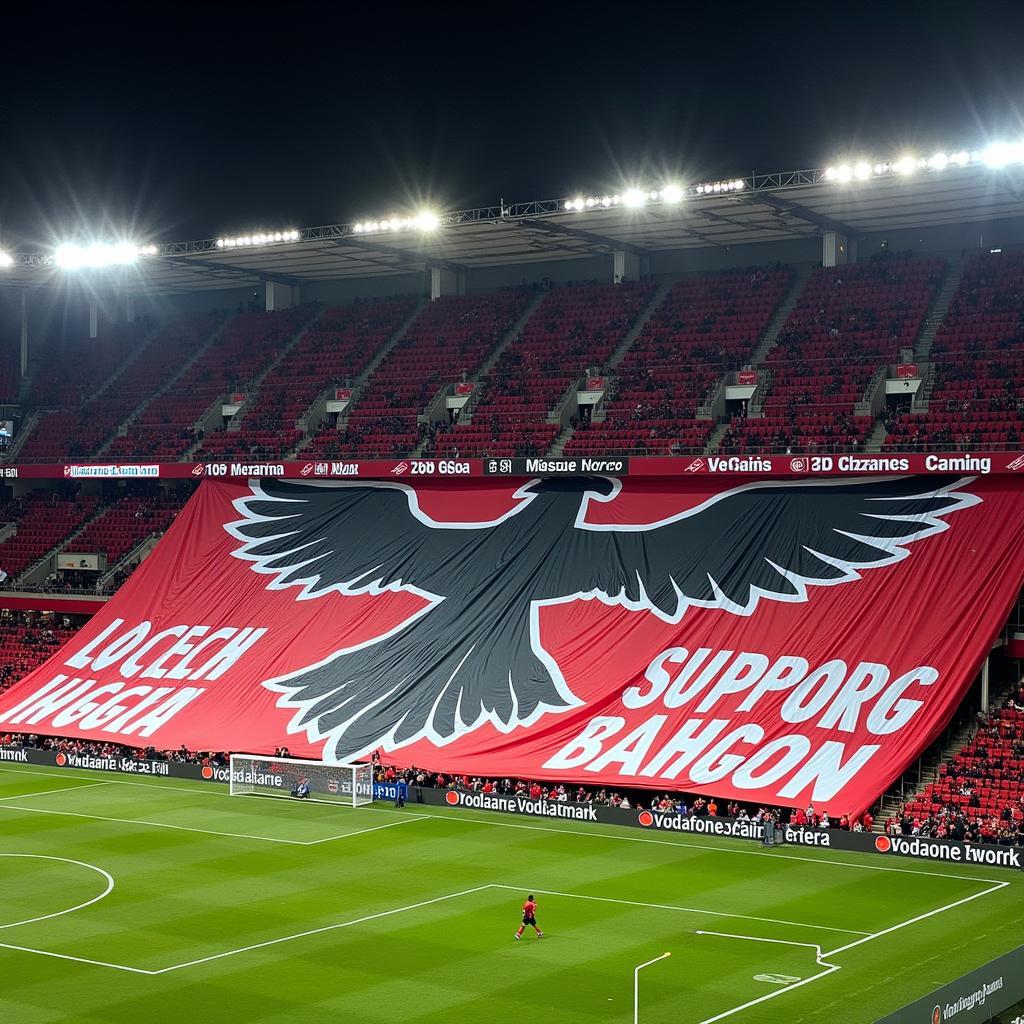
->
left=0, top=764, right=1017, bottom=1023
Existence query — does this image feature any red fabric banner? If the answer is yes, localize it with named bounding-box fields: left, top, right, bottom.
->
left=2, top=476, right=1022, bottom=817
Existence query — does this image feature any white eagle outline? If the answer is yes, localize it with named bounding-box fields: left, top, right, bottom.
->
left=224, top=475, right=980, bottom=762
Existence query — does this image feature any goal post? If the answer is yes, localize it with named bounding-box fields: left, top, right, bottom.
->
left=229, top=754, right=375, bottom=807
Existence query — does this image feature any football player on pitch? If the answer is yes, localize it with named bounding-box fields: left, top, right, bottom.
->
left=515, top=894, right=543, bottom=940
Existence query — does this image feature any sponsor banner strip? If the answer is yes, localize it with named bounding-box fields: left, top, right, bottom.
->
left=3, top=452, right=1024, bottom=479
left=4, top=747, right=1019, bottom=871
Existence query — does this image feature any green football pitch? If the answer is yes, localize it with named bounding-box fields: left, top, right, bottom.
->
left=0, top=764, right=1018, bottom=1024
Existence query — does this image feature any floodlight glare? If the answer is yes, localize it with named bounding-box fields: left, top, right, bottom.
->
left=950, top=150, right=971, bottom=167
left=0, top=251, right=12, bottom=268
left=836, top=164, right=853, bottom=183
left=928, top=152, right=949, bottom=171
left=854, top=161, right=871, bottom=180
left=661, top=184, right=684, bottom=203
left=981, top=141, right=1024, bottom=168
left=55, top=241, right=143, bottom=270
left=415, top=211, right=440, bottom=231
left=894, top=155, right=917, bottom=176
left=622, top=188, right=647, bottom=208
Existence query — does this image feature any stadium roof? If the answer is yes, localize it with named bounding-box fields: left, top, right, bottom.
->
left=2, top=160, right=1024, bottom=294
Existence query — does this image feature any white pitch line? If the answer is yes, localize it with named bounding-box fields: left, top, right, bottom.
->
left=0, top=801, right=308, bottom=845
left=0, top=764, right=234, bottom=799
left=0, top=854, right=114, bottom=930
left=695, top=965, right=842, bottom=1024
left=150, top=884, right=496, bottom=974
left=0, top=765, right=1011, bottom=885
left=695, top=929, right=827, bottom=963
left=0, top=941, right=155, bottom=975
left=0, top=797, right=430, bottom=847
left=822, top=879, right=1011, bottom=958
left=0, top=781, right=110, bottom=802
left=489, top=884, right=869, bottom=935
left=0, top=764, right=420, bottom=816
left=412, top=806, right=1011, bottom=885
left=300, top=815, right=433, bottom=845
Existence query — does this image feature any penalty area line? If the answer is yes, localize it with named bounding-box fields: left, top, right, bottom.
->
left=0, top=883, right=499, bottom=976
left=822, top=878, right=1011, bottom=958
left=488, top=884, right=869, bottom=935
left=0, top=781, right=111, bottom=802
left=150, top=883, right=495, bottom=974
left=690, top=877, right=1011, bottom=1024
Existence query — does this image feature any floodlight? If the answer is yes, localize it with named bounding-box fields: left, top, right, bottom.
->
left=836, top=164, right=853, bottom=183
left=927, top=152, right=948, bottom=171
left=415, top=211, right=440, bottom=231
left=661, top=184, right=683, bottom=203
left=0, top=251, right=12, bottom=268
left=854, top=162, right=871, bottom=180
left=949, top=150, right=970, bottom=167
left=622, top=188, right=646, bottom=208
left=571, top=197, right=585, bottom=211
left=55, top=241, right=142, bottom=270
left=981, top=141, right=1024, bottom=168
left=824, top=166, right=838, bottom=182
left=894, top=155, right=917, bottom=176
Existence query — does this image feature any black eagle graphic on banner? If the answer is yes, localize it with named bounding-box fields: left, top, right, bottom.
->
left=226, top=476, right=978, bottom=760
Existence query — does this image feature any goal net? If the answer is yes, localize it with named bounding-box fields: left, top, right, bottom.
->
left=228, top=754, right=375, bottom=807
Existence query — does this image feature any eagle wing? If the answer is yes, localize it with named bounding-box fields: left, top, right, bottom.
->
left=226, top=479, right=481, bottom=599
left=572, top=476, right=980, bottom=619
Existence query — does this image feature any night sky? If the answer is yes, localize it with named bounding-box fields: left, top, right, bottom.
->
left=2, top=2, right=1024, bottom=249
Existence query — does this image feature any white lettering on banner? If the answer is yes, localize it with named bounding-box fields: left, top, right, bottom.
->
left=925, top=454, right=992, bottom=474
left=707, top=456, right=773, bottom=472
left=0, top=675, right=203, bottom=737
left=837, top=455, right=910, bottom=473
left=542, top=717, right=625, bottom=769
left=547, top=644, right=935, bottom=801
left=60, top=620, right=268, bottom=682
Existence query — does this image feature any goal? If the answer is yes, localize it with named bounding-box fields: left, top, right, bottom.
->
left=228, top=754, right=375, bottom=807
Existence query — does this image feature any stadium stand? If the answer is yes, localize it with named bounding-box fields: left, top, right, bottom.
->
left=430, top=280, right=657, bottom=457
left=18, top=316, right=220, bottom=462
left=106, top=308, right=310, bottom=461
left=896, top=695, right=1024, bottom=842
left=308, top=290, right=532, bottom=457
left=884, top=249, right=1024, bottom=450
left=28, top=321, right=150, bottom=408
left=0, top=612, right=78, bottom=695
left=563, top=268, right=791, bottom=455
left=0, top=489, right=101, bottom=578
left=62, top=492, right=182, bottom=567
left=720, top=256, right=944, bottom=453
left=197, top=296, right=419, bottom=460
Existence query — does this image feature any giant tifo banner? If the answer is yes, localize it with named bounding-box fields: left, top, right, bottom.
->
left=1, top=474, right=1023, bottom=817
